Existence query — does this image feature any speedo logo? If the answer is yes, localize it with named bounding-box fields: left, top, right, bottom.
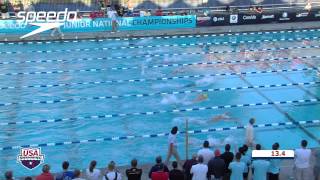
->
left=17, top=8, right=77, bottom=39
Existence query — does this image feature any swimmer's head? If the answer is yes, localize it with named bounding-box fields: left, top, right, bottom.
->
left=203, top=94, right=208, bottom=98
left=249, top=118, right=256, bottom=125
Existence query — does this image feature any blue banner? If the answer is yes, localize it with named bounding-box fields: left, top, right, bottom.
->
left=0, top=15, right=196, bottom=35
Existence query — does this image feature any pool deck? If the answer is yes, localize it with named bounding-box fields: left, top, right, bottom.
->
left=1, top=21, right=320, bottom=42
left=3, top=21, right=320, bottom=179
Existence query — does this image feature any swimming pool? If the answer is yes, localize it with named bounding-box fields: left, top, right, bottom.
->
left=0, top=29, right=319, bottom=177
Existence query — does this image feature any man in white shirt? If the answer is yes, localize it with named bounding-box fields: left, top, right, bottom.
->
left=165, top=126, right=181, bottom=165
left=107, top=8, right=118, bottom=32
left=294, top=140, right=312, bottom=180
left=197, top=140, right=214, bottom=164
left=191, top=155, right=208, bottom=180
left=245, top=118, right=255, bottom=147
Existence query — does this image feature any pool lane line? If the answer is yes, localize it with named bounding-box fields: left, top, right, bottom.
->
left=0, top=45, right=319, bottom=71
left=269, top=62, right=320, bottom=143
left=0, top=81, right=319, bottom=107
left=228, top=65, right=320, bottom=144
left=0, top=43, right=319, bottom=76
left=0, top=67, right=316, bottom=90
left=0, top=28, right=319, bottom=46
left=0, top=119, right=319, bottom=151
left=0, top=98, right=318, bottom=126
left=0, top=35, right=318, bottom=55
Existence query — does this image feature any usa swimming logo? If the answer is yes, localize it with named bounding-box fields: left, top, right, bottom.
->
left=17, top=8, right=77, bottom=39
left=17, top=148, right=45, bottom=170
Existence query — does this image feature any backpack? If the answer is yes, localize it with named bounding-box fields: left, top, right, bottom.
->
left=105, top=172, right=118, bottom=180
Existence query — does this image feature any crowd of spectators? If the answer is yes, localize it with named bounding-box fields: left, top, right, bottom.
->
left=3, top=138, right=319, bottom=180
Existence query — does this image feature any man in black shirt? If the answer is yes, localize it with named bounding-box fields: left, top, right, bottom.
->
left=149, top=156, right=169, bottom=179
left=208, top=150, right=225, bottom=180
left=220, top=144, right=234, bottom=180
left=183, top=154, right=198, bottom=180
left=169, top=161, right=184, bottom=180
left=0, top=1, right=9, bottom=19
left=126, top=159, right=142, bottom=180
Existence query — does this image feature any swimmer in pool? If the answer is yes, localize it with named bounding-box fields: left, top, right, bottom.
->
left=193, top=93, right=208, bottom=103
left=302, top=40, right=311, bottom=46
left=209, top=112, right=239, bottom=124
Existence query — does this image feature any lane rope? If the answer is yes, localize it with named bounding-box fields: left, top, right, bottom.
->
left=0, top=35, right=318, bottom=55
left=0, top=44, right=318, bottom=76
left=0, top=119, right=319, bottom=151
left=0, top=50, right=318, bottom=71
left=0, top=81, right=319, bottom=107
left=0, top=28, right=318, bottom=46
left=0, top=67, right=316, bottom=90
left=0, top=98, right=318, bottom=126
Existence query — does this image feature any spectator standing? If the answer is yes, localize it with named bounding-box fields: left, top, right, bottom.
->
left=294, top=140, right=312, bottom=180
left=314, top=148, right=320, bottom=180
left=221, top=144, right=234, bottom=180
left=239, top=147, right=251, bottom=180
left=197, top=140, right=214, bottom=164
left=0, top=1, right=9, bottom=19
left=268, top=143, right=281, bottom=180
left=190, top=155, right=208, bottom=180
left=155, top=7, right=163, bottom=16
left=86, top=161, right=101, bottom=180
left=72, top=169, right=86, bottom=180
left=126, top=159, right=142, bottom=180
left=208, top=150, right=225, bottom=180
left=183, top=154, right=198, bottom=180
left=252, top=144, right=270, bottom=180
left=149, top=156, right=169, bottom=178
left=4, top=171, right=13, bottom=180
left=107, top=7, right=118, bottom=32
left=145, top=10, right=151, bottom=16
left=103, top=161, right=122, bottom=180
left=36, top=164, right=54, bottom=180
left=151, top=164, right=169, bottom=180
left=245, top=118, right=255, bottom=147
left=165, top=127, right=181, bottom=165
left=13, top=1, right=23, bottom=16
left=229, top=153, right=245, bottom=180
left=56, top=161, right=75, bottom=180
left=169, top=161, right=184, bottom=180
left=139, top=9, right=146, bottom=17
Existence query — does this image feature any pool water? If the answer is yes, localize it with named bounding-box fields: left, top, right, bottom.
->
left=0, top=29, right=319, bottom=177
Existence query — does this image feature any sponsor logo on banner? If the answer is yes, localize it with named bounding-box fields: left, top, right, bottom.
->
left=279, top=12, right=290, bottom=21
left=16, top=8, right=77, bottom=39
left=17, top=148, right=45, bottom=170
left=197, top=16, right=211, bottom=21
left=242, top=15, right=257, bottom=20
left=230, top=14, right=238, bottom=23
left=261, top=14, right=275, bottom=19
left=296, top=12, right=309, bottom=18
left=212, top=16, right=225, bottom=22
